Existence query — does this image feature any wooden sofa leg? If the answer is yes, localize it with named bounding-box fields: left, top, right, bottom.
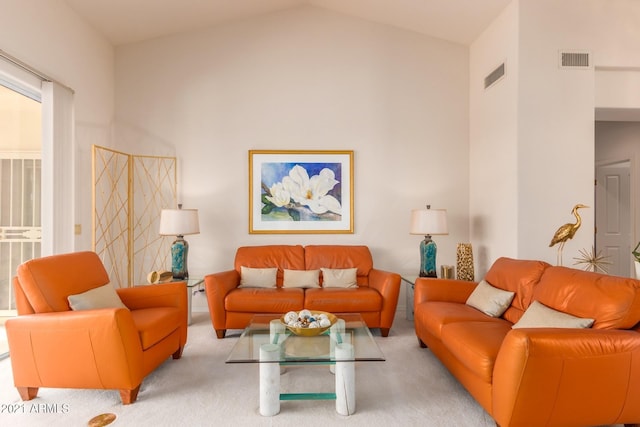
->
left=623, top=424, right=640, bottom=427
left=215, top=329, right=226, bottom=339
left=418, top=338, right=427, bottom=348
left=172, top=345, right=184, bottom=359
left=120, top=385, right=141, bottom=405
left=17, top=387, right=38, bottom=401
left=380, top=328, right=390, bottom=337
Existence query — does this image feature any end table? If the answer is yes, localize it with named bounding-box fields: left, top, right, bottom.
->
left=401, top=276, right=417, bottom=321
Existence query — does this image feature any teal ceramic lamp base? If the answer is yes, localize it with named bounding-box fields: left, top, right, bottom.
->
left=419, top=235, right=437, bottom=278
left=171, top=236, right=189, bottom=279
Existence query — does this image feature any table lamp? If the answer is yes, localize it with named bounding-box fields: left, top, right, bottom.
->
left=410, top=205, right=448, bottom=277
left=159, top=205, right=200, bottom=279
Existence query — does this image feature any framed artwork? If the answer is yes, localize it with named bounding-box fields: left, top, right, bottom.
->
left=249, top=150, right=354, bottom=234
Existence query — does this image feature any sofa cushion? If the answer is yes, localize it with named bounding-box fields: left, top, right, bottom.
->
left=466, top=280, right=514, bottom=317
left=234, top=245, right=305, bottom=287
left=68, top=284, right=128, bottom=311
left=130, top=307, right=181, bottom=351
left=512, top=300, right=594, bottom=329
left=304, top=287, right=381, bottom=312
left=484, top=257, right=550, bottom=324
left=225, top=288, right=304, bottom=313
left=441, top=320, right=513, bottom=383
left=239, top=266, right=277, bottom=288
left=304, top=245, right=373, bottom=287
left=283, top=269, right=320, bottom=288
left=414, top=301, right=504, bottom=340
left=321, top=267, right=358, bottom=288
left=533, top=266, right=640, bottom=329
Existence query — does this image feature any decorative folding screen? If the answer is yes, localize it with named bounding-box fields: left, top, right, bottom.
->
left=92, top=145, right=176, bottom=288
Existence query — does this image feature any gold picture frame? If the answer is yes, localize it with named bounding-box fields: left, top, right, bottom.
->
left=249, top=150, right=354, bottom=234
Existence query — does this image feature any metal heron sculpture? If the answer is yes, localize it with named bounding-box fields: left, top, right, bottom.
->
left=549, top=204, right=589, bottom=265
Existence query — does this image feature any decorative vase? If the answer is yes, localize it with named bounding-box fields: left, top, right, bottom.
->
left=456, top=243, right=474, bottom=281
left=635, top=260, right=640, bottom=280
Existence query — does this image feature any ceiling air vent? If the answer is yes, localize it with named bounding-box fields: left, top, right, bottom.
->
left=484, top=62, right=505, bottom=89
left=559, top=51, right=591, bottom=69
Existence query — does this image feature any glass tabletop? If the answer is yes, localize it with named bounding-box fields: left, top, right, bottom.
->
left=183, top=278, right=203, bottom=288
left=226, top=313, right=385, bottom=363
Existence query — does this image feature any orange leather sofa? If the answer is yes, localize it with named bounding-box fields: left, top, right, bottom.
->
left=205, top=245, right=401, bottom=338
left=414, top=257, right=640, bottom=427
left=6, top=251, right=188, bottom=404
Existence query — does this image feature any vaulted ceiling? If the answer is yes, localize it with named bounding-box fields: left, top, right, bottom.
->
left=63, top=0, right=512, bottom=46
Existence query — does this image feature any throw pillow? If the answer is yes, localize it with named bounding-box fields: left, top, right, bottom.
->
left=239, top=266, right=278, bottom=288
left=68, top=284, right=128, bottom=311
left=283, top=269, right=321, bottom=288
left=512, top=300, right=595, bottom=329
left=465, top=279, right=515, bottom=317
left=321, top=267, right=358, bottom=288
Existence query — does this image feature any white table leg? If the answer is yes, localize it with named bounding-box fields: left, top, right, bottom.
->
left=330, top=319, right=345, bottom=374
left=259, top=343, right=280, bottom=416
left=335, top=342, right=355, bottom=415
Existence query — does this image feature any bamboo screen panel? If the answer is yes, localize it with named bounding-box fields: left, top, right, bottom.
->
left=131, top=155, right=177, bottom=284
left=92, top=145, right=176, bottom=288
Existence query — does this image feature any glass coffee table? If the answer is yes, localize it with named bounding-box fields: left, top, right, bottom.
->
left=226, top=313, right=385, bottom=416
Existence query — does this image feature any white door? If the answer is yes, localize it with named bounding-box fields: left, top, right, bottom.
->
left=595, top=160, right=632, bottom=277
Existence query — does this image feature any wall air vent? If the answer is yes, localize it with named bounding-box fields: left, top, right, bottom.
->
left=559, top=51, right=591, bottom=69
left=484, top=62, right=506, bottom=89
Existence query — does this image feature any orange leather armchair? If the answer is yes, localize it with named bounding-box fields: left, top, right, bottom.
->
left=6, top=251, right=188, bottom=404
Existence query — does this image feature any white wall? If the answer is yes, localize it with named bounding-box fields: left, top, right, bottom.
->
left=470, top=0, right=640, bottom=272
left=517, top=0, right=597, bottom=265
left=469, top=1, right=519, bottom=275
left=0, top=0, right=115, bottom=251
left=115, top=6, right=470, bottom=311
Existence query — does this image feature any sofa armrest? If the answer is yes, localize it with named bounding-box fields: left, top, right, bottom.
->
left=118, top=282, right=188, bottom=311
left=414, top=278, right=477, bottom=305
left=117, top=282, right=188, bottom=348
left=204, top=270, right=240, bottom=333
left=493, top=328, right=640, bottom=426
left=368, top=269, right=401, bottom=330
left=6, top=309, right=145, bottom=390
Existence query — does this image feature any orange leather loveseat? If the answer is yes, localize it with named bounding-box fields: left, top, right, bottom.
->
left=6, top=251, right=188, bottom=404
left=414, top=257, right=640, bottom=427
left=205, top=245, right=401, bottom=338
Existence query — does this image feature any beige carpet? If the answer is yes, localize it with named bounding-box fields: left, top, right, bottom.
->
left=0, top=312, right=499, bottom=426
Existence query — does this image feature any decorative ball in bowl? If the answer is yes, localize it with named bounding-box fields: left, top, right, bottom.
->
left=281, top=309, right=337, bottom=337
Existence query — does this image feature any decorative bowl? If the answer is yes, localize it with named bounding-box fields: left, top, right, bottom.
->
left=281, top=310, right=337, bottom=337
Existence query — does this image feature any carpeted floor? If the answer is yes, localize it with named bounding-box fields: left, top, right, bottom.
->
left=0, top=312, right=500, bottom=426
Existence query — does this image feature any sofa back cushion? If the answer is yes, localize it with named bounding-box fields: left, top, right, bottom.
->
left=484, top=257, right=550, bottom=324
left=304, top=245, right=373, bottom=287
left=533, top=266, right=640, bottom=329
left=235, top=245, right=305, bottom=287
left=16, top=251, right=110, bottom=313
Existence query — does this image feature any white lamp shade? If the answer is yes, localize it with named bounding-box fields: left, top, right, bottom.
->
left=410, top=208, right=448, bottom=235
left=159, top=209, right=200, bottom=236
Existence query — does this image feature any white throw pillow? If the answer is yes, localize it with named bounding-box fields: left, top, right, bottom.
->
left=321, top=267, right=358, bottom=288
left=283, top=269, right=320, bottom=288
left=465, top=279, right=515, bottom=317
left=68, top=284, right=128, bottom=311
left=512, top=300, right=594, bottom=329
left=239, top=266, right=278, bottom=288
